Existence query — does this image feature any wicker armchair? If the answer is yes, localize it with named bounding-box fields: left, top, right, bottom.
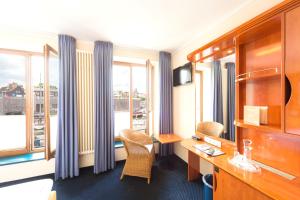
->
left=196, top=121, right=224, bottom=137
left=120, top=129, right=155, bottom=184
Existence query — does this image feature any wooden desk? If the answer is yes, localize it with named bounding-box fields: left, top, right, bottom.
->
left=181, top=139, right=300, bottom=200
left=155, top=134, right=182, bottom=170
left=155, top=134, right=182, bottom=144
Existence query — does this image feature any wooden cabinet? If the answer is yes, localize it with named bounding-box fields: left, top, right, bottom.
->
left=234, top=4, right=300, bottom=177
left=187, top=150, right=200, bottom=181
left=213, top=167, right=271, bottom=200
left=184, top=1, right=300, bottom=199
left=285, top=5, right=300, bottom=135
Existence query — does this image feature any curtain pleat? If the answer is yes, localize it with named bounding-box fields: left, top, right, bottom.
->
left=55, top=34, right=79, bottom=180
left=159, top=51, right=173, bottom=156
left=212, top=61, right=223, bottom=124
left=226, top=62, right=235, bottom=141
left=93, top=41, right=115, bottom=174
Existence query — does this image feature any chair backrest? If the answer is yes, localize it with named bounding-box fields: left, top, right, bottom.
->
left=196, top=121, right=224, bottom=137
left=120, top=129, right=151, bottom=155
left=120, top=129, right=144, bottom=142
left=120, top=129, right=137, bottom=155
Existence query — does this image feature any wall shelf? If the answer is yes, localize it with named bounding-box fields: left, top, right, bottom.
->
left=235, top=67, right=281, bottom=83
left=235, top=120, right=282, bottom=133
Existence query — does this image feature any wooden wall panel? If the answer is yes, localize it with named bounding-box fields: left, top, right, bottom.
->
left=188, top=150, right=200, bottom=181
left=237, top=22, right=282, bottom=127
left=285, top=5, right=300, bottom=135
left=235, top=8, right=300, bottom=179
left=244, top=78, right=281, bottom=127
left=214, top=168, right=271, bottom=200
left=243, top=32, right=282, bottom=72
left=238, top=127, right=300, bottom=177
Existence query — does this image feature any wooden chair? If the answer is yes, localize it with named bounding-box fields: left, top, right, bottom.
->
left=48, top=191, right=56, bottom=200
left=196, top=121, right=224, bottom=137
left=120, top=129, right=155, bottom=184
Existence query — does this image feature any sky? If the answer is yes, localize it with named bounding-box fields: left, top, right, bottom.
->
left=0, top=54, right=26, bottom=87
left=0, top=53, right=59, bottom=89
left=0, top=53, right=143, bottom=93
left=113, top=65, right=146, bottom=93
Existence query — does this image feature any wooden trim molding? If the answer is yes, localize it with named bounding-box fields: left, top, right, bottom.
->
left=0, top=48, right=43, bottom=56
left=187, top=0, right=300, bottom=62
left=194, top=69, right=203, bottom=128
left=0, top=149, right=28, bottom=157
left=44, top=44, right=58, bottom=160
left=44, top=44, right=51, bottom=160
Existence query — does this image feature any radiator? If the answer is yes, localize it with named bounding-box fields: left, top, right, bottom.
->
left=76, top=50, right=94, bottom=154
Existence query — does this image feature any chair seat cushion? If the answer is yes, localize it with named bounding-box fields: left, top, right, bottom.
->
left=145, top=144, right=153, bottom=153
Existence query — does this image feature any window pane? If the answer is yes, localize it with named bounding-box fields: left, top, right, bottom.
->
left=32, top=56, right=45, bottom=149
left=0, top=53, right=26, bottom=150
left=113, top=66, right=130, bottom=136
left=132, top=67, right=147, bottom=132
left=49, top=52, right=59, bottom=152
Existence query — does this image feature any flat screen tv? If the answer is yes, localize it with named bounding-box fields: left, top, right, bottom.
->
left=173, top=62, right=192, bottom=86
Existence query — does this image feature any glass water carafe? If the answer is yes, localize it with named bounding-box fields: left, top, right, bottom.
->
left=243, top=139, right=253, bottom=162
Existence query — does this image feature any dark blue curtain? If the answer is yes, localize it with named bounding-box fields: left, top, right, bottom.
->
left=159, top=51, right=173, bottom=156
left=212, top=61, right=223, bottom=124
left=226, top=62, right=235, bottom=141
left=93, top=41, right=115, bottom=174
left=55, top=35, right=79, bottom=180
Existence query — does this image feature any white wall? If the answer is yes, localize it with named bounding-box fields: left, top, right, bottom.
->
left=0, top=31, right=58, bottom=53
left=0, top=31, right=159, bottom=183
left=172, top=0, right=283, bottom=175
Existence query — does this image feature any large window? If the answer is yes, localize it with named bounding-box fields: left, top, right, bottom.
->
left=113, top=62, right=149, bottom=137
left=0, top=50, right=45, bottom=156
left=0, top=47, right=58, bottom=158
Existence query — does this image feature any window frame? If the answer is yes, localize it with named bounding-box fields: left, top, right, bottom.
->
left=44, top=44, right=58, bottom=160
left=0, top=48, right=44, bottom=157
left=195, top=69, right=204, bottom=130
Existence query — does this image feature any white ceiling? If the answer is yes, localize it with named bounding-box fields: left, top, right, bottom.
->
left=0, top=0, right=255, bottom=51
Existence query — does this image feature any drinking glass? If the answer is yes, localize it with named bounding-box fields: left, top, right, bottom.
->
left=243, top=139, right=253, bottom=161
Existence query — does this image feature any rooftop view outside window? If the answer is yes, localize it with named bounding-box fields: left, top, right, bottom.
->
left=113, top=64, right=148, bottom=137
left=31, top=56, right=45, bottom=150
left=132, top=66, right=147, bottom=132
left=0, top=53, right=27, bottom=151
left=113, top=65, right=130, bottom=137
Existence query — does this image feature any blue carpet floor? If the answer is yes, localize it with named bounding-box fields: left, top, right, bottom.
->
left=0, top=155, right=203, bottom=200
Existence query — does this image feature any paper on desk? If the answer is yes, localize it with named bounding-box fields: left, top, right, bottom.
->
left=203, top=148, right=224, bottom=156
left=193, top=144, right=224, bottom=157
left=193, top=144, right=211, bottom=151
